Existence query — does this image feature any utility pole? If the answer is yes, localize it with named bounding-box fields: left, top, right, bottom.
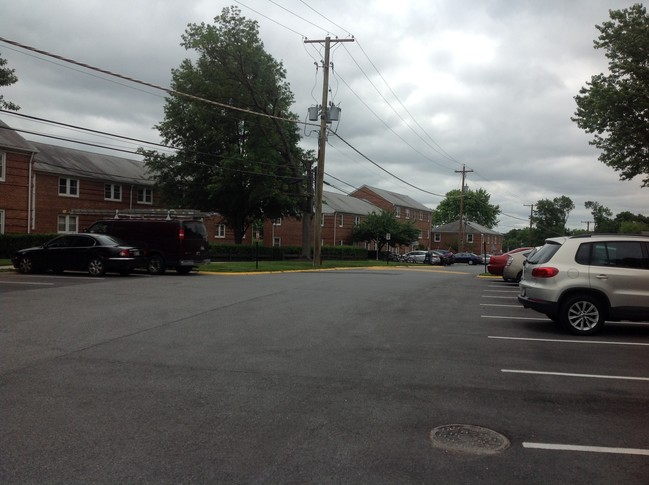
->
left=524, top=204, right=534, bottom=246
left=582, top=220, right=594, bottom=232
left=455, top=164, right=473, bottom=252
left=304, top=36, right=354, bottom=266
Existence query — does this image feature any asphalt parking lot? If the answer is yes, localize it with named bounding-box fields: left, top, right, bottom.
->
left=1, top=265, right=648, bottom=483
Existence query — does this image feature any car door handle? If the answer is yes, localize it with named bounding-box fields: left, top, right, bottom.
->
left=595, top=274, right=609, bottom=279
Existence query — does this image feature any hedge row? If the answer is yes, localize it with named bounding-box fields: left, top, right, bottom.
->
left=0, top=235, right=369, bottom=261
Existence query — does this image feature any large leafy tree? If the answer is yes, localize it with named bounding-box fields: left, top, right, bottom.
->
left=584, top=200, right=615, bottom=232
left=351, top=210, right=421, bottom=253
left=572, top=4, right=649, bottom=186
left=0, top=52, right=20, bottom=111
left=431, top=188, right=500, bottom=228
left=532, top=196, right=575, bottom=241
left=141, top=7, right=306, bottom=243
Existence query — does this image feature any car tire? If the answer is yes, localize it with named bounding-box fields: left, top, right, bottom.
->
left=17, top=256, right=34, bottom=274
left=468, top=260, right=474, bottom=265
left=147, top=254, right=166, bottom=275
left=88, top=257, right=106, bottom=277
left=559, top=294, right=605, bottom=335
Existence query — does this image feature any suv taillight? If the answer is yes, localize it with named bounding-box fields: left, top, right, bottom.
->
left=531, top=267, right=559, bottom=278
left=179, top=228, right=185, bottom=240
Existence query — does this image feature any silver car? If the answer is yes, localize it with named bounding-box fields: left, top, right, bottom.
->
left=518, top=235, right=649, bottom=335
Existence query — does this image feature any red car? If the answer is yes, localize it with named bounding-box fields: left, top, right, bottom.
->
left=487, top=247, right=533, bottom=276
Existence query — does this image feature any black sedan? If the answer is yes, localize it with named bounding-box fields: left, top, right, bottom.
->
left=12, top=233, right=145, bottom=276
left=452, top=252, right=483, bottom=265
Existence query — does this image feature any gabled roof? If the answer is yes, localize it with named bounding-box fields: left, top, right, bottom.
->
left=322, top=191, right=380, bottom=215
left=0, top=119, right=38, bottom=153
left=356, top=185, right=431, bottom=212
left=31, top=141, right=153, bottom=186
left=432, top=220, right=502, bottom=236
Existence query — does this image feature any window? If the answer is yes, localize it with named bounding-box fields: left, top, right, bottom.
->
left=58, top=177, right=79, bottom=197
left=0, top=152, right=5, bottom=182
left=273, top=218, right=282, bottom=226
left=434, top=233, right=441, bottom=243
left=338, top=214, right=344, bottom=227
left=321, top=213, right=324, bottom=226
left=215, top=224, right=226, bottom=238
left=0, top=209, right=4, bottom=234
left=354, top=216, right=361, bottom=225
left=273, top=237, right=281, bottom=247
left=137, top=187, right=153, bottom=204
left=467, top=233, right=474, bottom=244
left=395, top=207, right=401, bottom=218
left=104, top=183, right=122, bottom=201
left=418, top=231, right=422, bottom=239
left=405, top=208, right=410, bottom=219
left=584, top=241, right=647, bottom=269
left=338, top=240, right=344, bottom=246
left=419, top=211, right=423, bottom=221
left=57, top=214, right=78, bottom=233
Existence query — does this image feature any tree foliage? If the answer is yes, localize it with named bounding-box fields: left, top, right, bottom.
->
left=0, top=52, right=20, bottom=111
left=572, top=4, right=649, bottom=186
left=141, top=7, right=306, bottom=243
left=532, top=196, right=575, bottom=241
left=351, top=211, right=421, bottom=253
left=584, top=200, right=615, bottom=232
left=431, top=188, right=500, bottom=228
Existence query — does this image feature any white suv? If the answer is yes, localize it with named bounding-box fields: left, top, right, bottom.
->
left=518, top=234, right=649, bottom=335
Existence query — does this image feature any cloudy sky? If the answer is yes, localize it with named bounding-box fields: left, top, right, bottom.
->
left=0, top=0, right=645, bottom=233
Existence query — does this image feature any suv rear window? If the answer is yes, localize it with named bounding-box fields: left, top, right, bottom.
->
left=526, top=242, right=561, bottom=265
left=183, top=221, right=207, bottom=239
left=576, top=241, right=648, bottom=269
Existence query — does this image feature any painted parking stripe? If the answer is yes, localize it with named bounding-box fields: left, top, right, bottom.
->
left=482, top=315, right=548, bottom=321
left=0, top=281, right=55, bottom=286
left=489, top=336, right=649, bottom=347
left=502, top=369, right=649, bottom=382
left=481, top=304, right=520, bottom=307
left=523, top=442, right=649, bottom=456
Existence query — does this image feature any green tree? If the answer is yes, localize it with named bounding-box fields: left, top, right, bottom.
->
left=572, top=4, right=649, bottom=186
left=0, top=52, right=20, bottom=111
left=351, top=210, right=420, bottom=254
left=431, top=188, right=500, bottom=228
left=533, top=196, right=575, bottom=241
left=615, top=210, right=649, bottom=233
left=584, top=200, right=615, bottom=232
left=141, top=7, right=306, bottom=244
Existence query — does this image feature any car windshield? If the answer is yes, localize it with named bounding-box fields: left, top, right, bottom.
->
left=526, top=242, right=561, bottom=264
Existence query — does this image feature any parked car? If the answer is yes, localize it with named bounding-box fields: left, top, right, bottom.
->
left=403, top=250, right=428, bottom=263
left=86, top=219, right=210, bottom=274
left=424, top=251, right=442, bottom=265
left=431, top=250, right=454, bottom=265
left=12, top=233, right=145, bottom=276
left=488, top=247, right=533, bottom=276
left=502, top=248, right=537, bottom=282
left=518, top=234, right=649, bottom=335
left=453, top=252, right=483, bottom=265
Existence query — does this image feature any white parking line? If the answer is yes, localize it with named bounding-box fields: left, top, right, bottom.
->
left=481, top=304, right=520, bottom=307
left=482, top=295, right=518, bottom=299
left=482, top=315, right=548, bottom=321
left=489, top=336, right=649, bottom=346
left=523, top=442, right=649, bottom=456
left=0, top=281, right=55, bottom=286
left=502, top=369, right=649, bottom=382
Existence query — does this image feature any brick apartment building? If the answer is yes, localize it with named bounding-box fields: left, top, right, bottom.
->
left=431, top=220, right=503, bottom=254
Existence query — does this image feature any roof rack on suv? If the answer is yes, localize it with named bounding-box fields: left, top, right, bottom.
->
left=70, top=208, right=212, bottom=221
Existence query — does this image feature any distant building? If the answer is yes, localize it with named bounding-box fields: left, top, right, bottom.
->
left=431, top=220, right=503, bottom=254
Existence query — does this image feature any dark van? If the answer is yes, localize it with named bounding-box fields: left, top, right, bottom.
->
left=86, top=219, right=210, bottom=274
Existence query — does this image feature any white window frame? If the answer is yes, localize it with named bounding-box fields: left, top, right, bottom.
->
left=273, top=218, right=282, bottom=226
left=405, top=208, right=410, bottom=219
left=137, top=187, right=153, bottom=205
left=58, top=177, right=79, bottom=197
left=338, top=214, right=344, bottom=227
left=0, top=152, right=6, bottom=182
left=354, top=216, right=361, bottom=225
left=57, top=214, right=79, bottom=233
left=104, top=183, right=122, bottom=201
left=434, top=233, right=441, bottom=243
left=467, top=233, right=474, bottom=244
left=273, top=236, right=281, bottom=247
left=0, top=209, right=5, bottom=234
left=215, top=224, right=226, bottom=238
left=395, top=207, right=401, bottom=218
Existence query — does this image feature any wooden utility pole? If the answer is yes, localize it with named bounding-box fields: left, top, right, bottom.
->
left=304, top=36, right=354, bottom=266
left=455, top=164, right=473, bottom=252
left=582, top=220, right=594, bottom=232
left=524, top=204, right=534, bottom=246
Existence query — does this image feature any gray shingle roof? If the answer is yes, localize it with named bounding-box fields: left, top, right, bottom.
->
left=0, top=119, right=38, bottom=153
left=31, top=141, right=153, bottom=185
left=359, top=185, right=431, bottom=212
left=432, top=220, right=502, bottom=236
left=322, top=191, right=380, bottom=215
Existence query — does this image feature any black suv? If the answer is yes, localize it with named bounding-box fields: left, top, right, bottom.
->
left=86, top=219, right=210, bottom=274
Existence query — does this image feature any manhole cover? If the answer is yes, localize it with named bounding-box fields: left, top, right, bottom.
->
left=430, top=424, right=510, bottom=455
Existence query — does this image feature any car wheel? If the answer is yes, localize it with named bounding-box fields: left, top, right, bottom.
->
left=17, top=256, right=34, bottom=274
left=147, top=254, right=166, bottom=275
left=468, top=260, right=474, bottom=265
left=559, top=294, right=605, bottom=335
left=88, top=257, right=106, bottom=277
